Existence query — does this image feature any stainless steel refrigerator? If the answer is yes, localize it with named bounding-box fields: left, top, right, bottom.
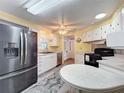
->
left=0, top=23, right=37, bottom=93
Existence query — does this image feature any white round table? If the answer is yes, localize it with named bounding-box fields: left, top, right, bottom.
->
left=60, top=64, right=124, bottom=93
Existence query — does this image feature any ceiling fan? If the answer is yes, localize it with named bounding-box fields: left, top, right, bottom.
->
left=41, top=12, right=85, bottom=34
left=43, top=13, right=78, bottom=34
left=56, top=13, right=72, bottom=35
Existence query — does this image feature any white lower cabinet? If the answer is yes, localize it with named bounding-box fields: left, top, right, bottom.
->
left=38, top=53, right=57, bottom=75
left=75, top=53, right=84, bottom=64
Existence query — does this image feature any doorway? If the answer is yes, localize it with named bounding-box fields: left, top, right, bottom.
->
left=63, top=36, right=75, bottom=63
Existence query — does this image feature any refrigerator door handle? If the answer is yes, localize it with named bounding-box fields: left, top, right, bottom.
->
left=20, top=32, right=24, bottom=65
left=24, top=33, right=28, bottom=64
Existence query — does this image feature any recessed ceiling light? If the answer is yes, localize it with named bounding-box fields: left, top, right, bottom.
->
left=95, top=13, right=106, bottom=19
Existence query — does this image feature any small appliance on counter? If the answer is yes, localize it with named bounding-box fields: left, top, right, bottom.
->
left=84, top=48, right=114, bottom=68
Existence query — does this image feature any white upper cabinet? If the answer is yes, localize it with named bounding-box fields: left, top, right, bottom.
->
left=101, top=25, right=108, bottom=39
left=112, top=12, right=121, bottom=32
left=82, top=11, right=122, bottom=43
left=87, top=31, right=93, bottom=42
left=82, top=32, right=88, bottom=42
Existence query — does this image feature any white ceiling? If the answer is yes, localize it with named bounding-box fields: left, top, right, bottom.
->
left=0, top=0, right=122, bottom=31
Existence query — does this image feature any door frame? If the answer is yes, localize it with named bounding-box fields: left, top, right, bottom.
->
left=63, top=35, right=75, bottom=61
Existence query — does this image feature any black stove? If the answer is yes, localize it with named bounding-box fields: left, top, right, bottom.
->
left=84, top=48, right=114, bottom=68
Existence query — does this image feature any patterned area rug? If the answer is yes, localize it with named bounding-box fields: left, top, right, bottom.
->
left=22, top=66, right=66, bottom=93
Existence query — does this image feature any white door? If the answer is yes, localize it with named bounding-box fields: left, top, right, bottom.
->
left=64, top=37, right=74, bottom=60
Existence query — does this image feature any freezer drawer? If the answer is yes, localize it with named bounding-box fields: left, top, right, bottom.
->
left=0, top=66, right=37, bottom=93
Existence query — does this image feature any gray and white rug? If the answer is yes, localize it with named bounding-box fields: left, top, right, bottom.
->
left=22, top=66, right=68, bottom=93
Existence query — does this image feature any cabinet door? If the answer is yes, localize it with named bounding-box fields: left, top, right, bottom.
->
left=75, top=53, right=84, bottom=64
left=92, top=30, right=97, bottom=41
left=114, top=14, right=121, bottom=32
left=93, top=28, right=102, bottom=40
left=120, top=10, right=124, bottom=31
left=38, top=56, right=44, bottom=75
left=82, top=33, right=85, bottom=42
left=89, top=31, right=93, bottom=42
left=49, top=54, right=57, bottom=68
left=82, top=33, right=87, bottom=42
left=86, top=32, right=90, bottom=42
left=111, top=13, right=121, bottom=32
left=105, top=24, right=112, bottom=34
left=101, top=25, right=107, bottom=39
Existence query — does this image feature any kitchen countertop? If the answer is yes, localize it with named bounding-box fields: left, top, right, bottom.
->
left=98, top=56, right=124, bottom=72
left=38, top=52, right=57, bottom=56
left=60, top=64, right=124, bottom=92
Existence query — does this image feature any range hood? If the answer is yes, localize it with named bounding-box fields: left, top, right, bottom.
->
left=107, top=31, right=124, bottom=49
left=86, top=40, right=106, bottom=45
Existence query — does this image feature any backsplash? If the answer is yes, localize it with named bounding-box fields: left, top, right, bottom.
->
left=114, top=49, right=124, bottom=55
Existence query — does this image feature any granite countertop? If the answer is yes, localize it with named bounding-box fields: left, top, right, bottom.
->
left=38, top=52, right=57, bottom=56
left=60, top=64, right=124, bottom=92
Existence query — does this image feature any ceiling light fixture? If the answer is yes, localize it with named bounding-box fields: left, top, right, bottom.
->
left=59, top=30, right=68, bottom=35
left=27, top=0, right=68, bottom=15
left=95, top=13, right=106, bottom=19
